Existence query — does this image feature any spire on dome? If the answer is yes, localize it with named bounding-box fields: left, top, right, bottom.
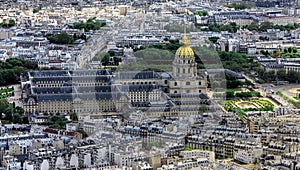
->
left=175, top=28, right=194, bottom=58
left=182, top=27, right=188, bottom=46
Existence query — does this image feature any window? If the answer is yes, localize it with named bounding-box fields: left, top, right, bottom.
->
left=174, top=82, right=177, bottom=86
left=186, top=82, right=190, bottom=85
left=199, top=81, right=202, bottom=85
left=174, top=90, right=177, bottom=93
left=164, top=80, right=168, bottom=84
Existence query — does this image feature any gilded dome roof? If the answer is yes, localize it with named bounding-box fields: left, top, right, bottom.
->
left=175, top=34, right=194, bottom=58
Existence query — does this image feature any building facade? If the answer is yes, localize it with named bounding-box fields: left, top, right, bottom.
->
left=22, top=34, right=209, bottom=116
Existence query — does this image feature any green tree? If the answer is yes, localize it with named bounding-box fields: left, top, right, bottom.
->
left=93, top=52, right=111, bottom=64
left=204, top=23, right=239, bottom=33
left=102, top=53, right=111, bottom=65
left=46, top=33, right=74, bottom=44
left=277, top=69, right=286, bottom=80
left=0, top=22, right=7, bottom=27
left=292, top=46, right=298, bottom=53
left=226, top=90, right=235, bottom=99
left=260, top=21, right=274, bottom=32
left=14, top=106, right=24, bottom=115
left=8, top=19, right=15, bottom=27
left=70, top=112, right=78, bottom=121
left=4, top=107, right=12, bottom=121
left=108, top=50, right=115, bottom=57
left=0, top=99, right=9, bottom=113
left=33, top=9, right=39, bottom=13
left=113, top=57, right=122, bottom=64
left=12, top=113, right=22, bottom=124
left=246, top=22, right=259, bottom=31
left=244, top=80, right=253, bottom=86
left=208, top=37, right=219, bottom=43
left=193, top=10, right=208, bottom=16
left=50, top=115, right=67, bottom=129
left=71, top=18, right=105, bottom=32
left=50, top=123, right=61, bottom=129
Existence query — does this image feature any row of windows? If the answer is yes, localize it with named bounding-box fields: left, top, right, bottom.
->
left=35, top=80, right=108, bottom=85
left=177, top=68, right=195, bottom=74
left=40, top=109, right=73, bottom=113
left=174, top=58, right=194, bottom=64
left=174, top=81, right=202, bottom=86
left=37, top=104, right=116, bottom=112
left=173, top=90, right=201, bottom=93
left=123, top=81, right=156, bottom=85
left=37, top=83, right=109, bottom=87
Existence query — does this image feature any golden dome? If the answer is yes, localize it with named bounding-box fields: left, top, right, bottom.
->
left=175, top=33, right=194, bottom=58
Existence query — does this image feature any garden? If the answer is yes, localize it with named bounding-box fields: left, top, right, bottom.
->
left=221, top=99, right=274, bottom=112
left=0, top=87, right=13, bottom=99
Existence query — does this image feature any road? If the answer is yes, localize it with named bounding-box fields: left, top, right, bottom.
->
left=242, top=74, right=291, bottom=107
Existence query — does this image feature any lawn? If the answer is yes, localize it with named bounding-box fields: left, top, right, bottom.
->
left=0, top=88, right=12, bottom=93
left=0, top=87, right=13, bottom=99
